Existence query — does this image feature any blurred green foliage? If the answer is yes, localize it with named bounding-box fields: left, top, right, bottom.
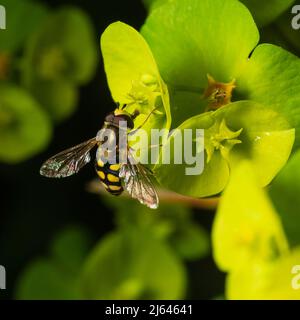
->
left=22, top=6, right=97, bottom=121
left=81, top=228, right=186, bottom=299
left=226, top=247, right=300, bottom=299
left=0, top=0, right=97, bottom=163
left=0, top=0, right=48, bottom=53
left=0, top=84, right=51, bottom=163
left=260, top=1, right=300, bottom=57
left=16, top=199, right=210, bottom=300
left=105, top=197, right=210, bottom=261
left=213, top=159, right=300, bottom=299
left=270, top=150, right=300, bottom=247
left=240, top=0, right=296, bottom=27
left=16, top=227, right=93, bottom=299
left=213, top=161, right=289, bottom=273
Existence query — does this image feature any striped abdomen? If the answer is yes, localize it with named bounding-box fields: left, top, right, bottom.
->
left=95, top=160, right=123, bottom=196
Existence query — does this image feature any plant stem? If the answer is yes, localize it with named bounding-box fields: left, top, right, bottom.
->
left=87, top=179, right=219, bottom=210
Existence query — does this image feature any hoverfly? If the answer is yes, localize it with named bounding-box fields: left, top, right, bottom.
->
left=40, top=105, right=159, bottom=209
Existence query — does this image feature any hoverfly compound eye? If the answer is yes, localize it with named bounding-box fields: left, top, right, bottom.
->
left=126, top=116, right=135, bottom=129
left=120, top=115, right=134, bottom=129
left=96, top=128, right=110, bottom=142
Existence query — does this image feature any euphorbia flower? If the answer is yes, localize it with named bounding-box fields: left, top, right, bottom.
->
left=141, top=0, right=297, bottom=197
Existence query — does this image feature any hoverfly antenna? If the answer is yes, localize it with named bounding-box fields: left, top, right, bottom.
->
left=128, top=106, right=159, bottom=135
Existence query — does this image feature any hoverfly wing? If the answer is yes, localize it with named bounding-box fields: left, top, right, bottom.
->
left=40, top=138, right=98, bottom=178
left=119, top=158, right=159, bottom=209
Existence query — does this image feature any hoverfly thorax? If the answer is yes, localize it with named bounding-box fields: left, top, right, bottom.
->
left=96, top=109, right=136, bottom=163
left=95, top=108, right=135, bottom=195
left=104, top=110, right=135, bottom=129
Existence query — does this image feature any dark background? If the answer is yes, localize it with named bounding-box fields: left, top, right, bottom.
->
left=0, top=0, right=224, bottom=300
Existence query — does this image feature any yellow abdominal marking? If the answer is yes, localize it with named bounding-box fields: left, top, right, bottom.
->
left=97, top=159, right=104, bottom=167
left=97, top=171, right=105, bottom=180
left=107, top=174, right=119, bottom=183
left=109, top=185, right=122, bottom=191
left=110, top=164, right=120, bottom=171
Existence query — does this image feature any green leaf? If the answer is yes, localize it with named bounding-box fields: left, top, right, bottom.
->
left=0, top=84, right=52, bottom=163
left=240, top=0, right=295, bottom=27
left=80, top=228, right=186, bottom=299
left=237, top=44, right=300, bottom=148
left=101, top=21, right=171, bottom=130
left=0, top=0, right=48, bottom=52
left=269, top=149, right=300, bottom=247
left=155, top=101, right=294, bottom=197
left=142, top=0, right=259, bottom=91
left=226, top=247, right=300, bottom=299
left=212, top=161, right=289, bottom=272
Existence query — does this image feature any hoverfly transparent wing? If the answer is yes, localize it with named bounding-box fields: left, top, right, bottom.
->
left=119, top=153, right=159, bottom=209
left=40, top=138, right=98, bottom=178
